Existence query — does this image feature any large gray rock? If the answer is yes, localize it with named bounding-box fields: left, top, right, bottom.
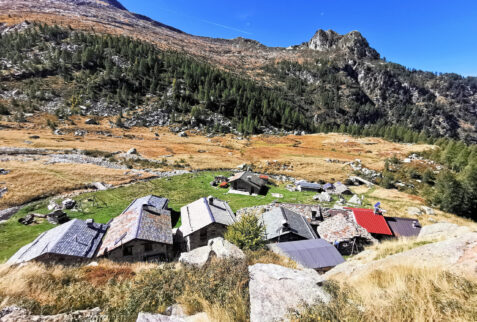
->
left=407, top=207, right=423, bottom=216
left=418, top=223, right=471, bottom=241
left=0, top=306, right=101, bottom=321
left=179, top=237, right=245, bottom=267
left=248, top=264, right=330, bottom=322
left=61, top=198, right=76, bottom=210
left=314, top=192, right=331, bottom=202
left=347, top=194, right=362, bottom=205
left=326, top=230, right=477, bottom=279
left=137, top=312, right=209, bottom=322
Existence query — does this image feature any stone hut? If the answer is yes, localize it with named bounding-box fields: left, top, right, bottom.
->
left=96, top=195, right=173, bottom=262
left=8, top=219, right=108, bottom=265
left=178, top=196, right=237, bottom=251
left=228, top=171, right=268, bottom=195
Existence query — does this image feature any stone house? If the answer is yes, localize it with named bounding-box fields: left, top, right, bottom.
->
left=317, top=209, right=376, bottom=255
left=261, top=207, right=318, bottom=243
left=8, top=219, right=108, bottom=265
left=228, top=171, right=268, bottom=195
left=96, top=195, right=173, bottom=262
left=178, top=196, right=237, bottom=251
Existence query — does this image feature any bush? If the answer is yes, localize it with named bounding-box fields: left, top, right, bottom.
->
left=225, top=214, right=266, bottom=251
left=0, top=103, right=10, bottom=115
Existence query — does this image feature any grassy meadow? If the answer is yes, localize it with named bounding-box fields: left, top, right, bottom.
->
left=0, top=171, right=323, bottom=262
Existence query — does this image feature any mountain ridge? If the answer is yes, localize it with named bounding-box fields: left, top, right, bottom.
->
left=0, top=0, right=476, bottom=142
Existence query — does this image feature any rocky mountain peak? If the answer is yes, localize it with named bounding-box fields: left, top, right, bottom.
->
left=307, top=29, right=379, bottom=59
left=56, top=0, right=127, bottom=11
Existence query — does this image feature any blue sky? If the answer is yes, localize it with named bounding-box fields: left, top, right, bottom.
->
left=120, top=0, right=477, bottom=76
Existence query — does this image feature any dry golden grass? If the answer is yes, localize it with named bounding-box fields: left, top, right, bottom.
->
left=0, top=159, right=150, bottom=209
left=0, top=114, right=435, bottom=210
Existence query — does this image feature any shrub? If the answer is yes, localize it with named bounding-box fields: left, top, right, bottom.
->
left=0, top=103, right=10, bottom=115
left=225, top=214, right=266, bottom=251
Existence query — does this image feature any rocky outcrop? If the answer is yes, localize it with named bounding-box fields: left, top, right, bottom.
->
left=325, top=227, right=477, bottom=279
left=307, top=29, right=379, bottom=59
left=0, top=306, right=102, bottom=321
left=417, top=222, right=471, bottom=240
left=248, top=264, right=330, bottom=322
left=179, top=237, right=245, bottom=267
left=136, top=312, right=209, bottom=322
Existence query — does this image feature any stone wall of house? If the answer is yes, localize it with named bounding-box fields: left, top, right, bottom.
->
left=105, top=240, right=172, bottom=262
left=185, top=223, right=228, bottom=251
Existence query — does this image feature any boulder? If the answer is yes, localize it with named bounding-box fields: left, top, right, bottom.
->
left=418, top=223, right=471, bottom=241
left=18, top=214, right=35, bottom=225
left=53, top=129, right=63, bottom=135
left=420, top=206, right=435, bottom=215
left=178, top=131, right=188, bottom=137
left=136, top=312, right=209, bottom=322
left=314, top=191, right=332, bottom=202
left=0, top=306, right=102, bottom=322
left=91, top=182, right=110, bottom=191
left=62, top=198, right=76, bottom=210
left=0, top=168, right=9, bottom=175
left=0, top=187, right=7, bottom=198
left=271, top=193, right=283, bottom=198
left=85, top=118, right=99, bottom=125
left=407, top=207, right=422, bottom=216
left=179, top=237, right=245, bottom=267
left=248, top=264, right=330, bottom=322
left=348, top=194, right=362, bottom=205
left=127, top=147, right=138, bottom=155
left=326, top=230, right=477, bottom=279
left=47, top=200, right=60, bottom=211
left=47, top=210, right=70, bottom=225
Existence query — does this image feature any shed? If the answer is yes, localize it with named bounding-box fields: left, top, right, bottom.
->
left=346, top=207, right=393, bottom=237
left=261, top=207, right=318, bottom=243
left=97, top=195, right=173, bottom=262
left=385, top=217, right=422, bottom=237
left=178, top=196, right=236, bottom=251
left=269, top=239, right=345, bottom=272
left=228, top=171, right=268, bottom=195
left=8, top=219, right=108, bottom=265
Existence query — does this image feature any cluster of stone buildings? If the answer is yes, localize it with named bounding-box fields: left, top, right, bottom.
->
left=7, top=172, right=421, bottom=273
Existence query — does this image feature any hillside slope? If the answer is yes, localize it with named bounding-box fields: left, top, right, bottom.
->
left=0, top=0, right=476, bottom=141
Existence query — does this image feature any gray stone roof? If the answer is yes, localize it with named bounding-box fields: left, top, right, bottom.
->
left=179, top=196, right=236, bottom=237
left=271, top=239, right=345, bottom=269
left=8, top=219, right=108, bottom=264
left=97, top=195, right=172, bottom=256
left=229, top=171, right=267, bottom=189
left=261, top=207, right=318, bottom=241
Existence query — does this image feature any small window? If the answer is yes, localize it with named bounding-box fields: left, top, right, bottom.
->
left=123, top=245, right=133, bottom=256
left=144, top=243, right=153, bottom=252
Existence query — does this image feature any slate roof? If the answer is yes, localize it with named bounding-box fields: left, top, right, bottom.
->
left=8, top=219, right=108, bottom=264
left=261, top=207, right=318, bottom=241
left=346, top=207, right=393, bottom=235
left=229, top=171, right=267, bottom=189
left=97, top=195, right=172, bottom=256
left=297, top=181, right=322, bottom=191
left=318, top=209, right=374, bottom=242
left=179, top=196, right=236, bottom=237
left=273, top=239, right=345, bottom=269
left=385, top=217, right=422, bottom=237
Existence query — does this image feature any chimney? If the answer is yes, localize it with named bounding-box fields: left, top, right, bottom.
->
left=247, top=176, right=252, bottom=181
left=86, top=218, right=94, bottom=227
left=311, top=210, right=317, bottom=220
left=208, top=196, right=214, bottom=205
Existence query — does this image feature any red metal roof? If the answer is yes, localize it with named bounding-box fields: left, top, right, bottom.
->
left=345, top=207, right=393, bottom=235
